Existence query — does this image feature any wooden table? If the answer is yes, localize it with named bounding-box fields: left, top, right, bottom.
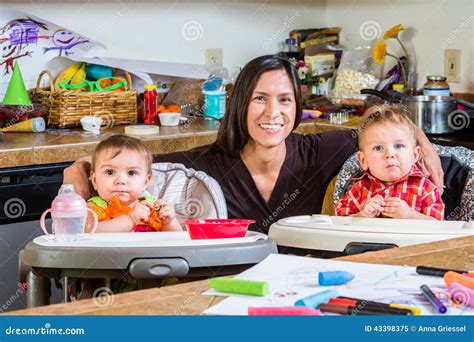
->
left=7, top=235, right=472, bottom=316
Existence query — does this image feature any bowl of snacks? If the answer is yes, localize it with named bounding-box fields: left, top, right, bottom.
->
left=182, top=219, right=255, bottom=239
left=158, top=112, right=181, bottom=126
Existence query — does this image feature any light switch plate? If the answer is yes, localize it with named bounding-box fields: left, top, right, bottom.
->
left=444, top=49, right=461, bottom=83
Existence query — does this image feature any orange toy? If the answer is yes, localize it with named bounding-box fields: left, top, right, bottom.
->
left=88, top=196, right=161, bottom=231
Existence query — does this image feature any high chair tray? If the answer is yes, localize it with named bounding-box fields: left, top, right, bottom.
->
left=268, top=215, right=473, bottom=252
left=22, top=231, right=276, bottom=277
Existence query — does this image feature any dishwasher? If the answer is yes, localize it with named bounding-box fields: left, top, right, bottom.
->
left=0, top=162, right=70, bottom=312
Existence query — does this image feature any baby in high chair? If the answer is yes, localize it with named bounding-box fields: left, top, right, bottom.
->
left=87, top=134, right=182, bottom=232
left=335, top=105, right=445, bottom=220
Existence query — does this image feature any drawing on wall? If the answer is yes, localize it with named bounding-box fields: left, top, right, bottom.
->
left=43, top=29, right=89, bottom=56
left=0, top=17, right=49, bottom=75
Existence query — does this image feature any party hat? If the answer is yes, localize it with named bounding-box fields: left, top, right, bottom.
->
left=2, top=62, right=32, bottom=105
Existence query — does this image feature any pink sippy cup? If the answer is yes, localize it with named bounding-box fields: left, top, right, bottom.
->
left=40, top=184, right=98, bottom=242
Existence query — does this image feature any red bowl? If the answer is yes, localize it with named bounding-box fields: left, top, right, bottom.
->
left=182, top=219, right=255, bottom=239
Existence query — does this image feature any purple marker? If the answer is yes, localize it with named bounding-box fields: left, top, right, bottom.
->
left=420, top=284, right=447, bottom=314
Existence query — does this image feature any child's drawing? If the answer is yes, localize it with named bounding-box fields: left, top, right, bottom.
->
left=43, top=29, right=89, bottom=56
left=0, top=17, right=49, bottom=74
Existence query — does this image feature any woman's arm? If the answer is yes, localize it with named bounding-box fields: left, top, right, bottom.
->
left=64, top=155, right=93, bottom=199
left=416, top=127, right=444, bottom=193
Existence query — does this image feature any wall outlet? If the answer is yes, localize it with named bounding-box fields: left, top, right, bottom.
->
left=444, top=49, right=461, bottom=83
left=205, top=48, right=223, bottom=65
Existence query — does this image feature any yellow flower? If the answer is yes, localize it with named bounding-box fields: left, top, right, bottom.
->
left=383, top=24, right=405, bottom=39
left=373, top=39, right=387, bottom=64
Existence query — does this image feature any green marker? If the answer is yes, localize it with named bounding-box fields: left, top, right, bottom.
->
left=208, top=277, right=269, bottom=296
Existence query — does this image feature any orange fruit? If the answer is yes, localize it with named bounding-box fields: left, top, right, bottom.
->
left=157, top=104, right=166, bottom=113
left=166, top=104, right=181, bottom=113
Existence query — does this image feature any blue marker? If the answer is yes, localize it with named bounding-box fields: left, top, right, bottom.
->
left=319, top=271, right=355, bottom=286
left=420, top=284, right=447, bottom=314
left=295, top=290, right=339, bottom=309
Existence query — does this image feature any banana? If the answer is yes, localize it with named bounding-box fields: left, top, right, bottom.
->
left=55, top=62, right=84, bottom=89
left=69, top=63, right=87, bottom=90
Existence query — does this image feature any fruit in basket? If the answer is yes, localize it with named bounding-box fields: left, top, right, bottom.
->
left=55, top=62, right=85, bottom=89
left=68, top=63, right=87, bottom=90
left=111, top=77, right=126, bottom=92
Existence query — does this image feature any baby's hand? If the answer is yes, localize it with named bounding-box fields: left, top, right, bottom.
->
left=382, top=197, right=413, bottom=219
left=154, top=199, right=176, bottom=225
left=360, top=195, right=384, bottom=217
left=128, top=201, right=151, bottom=224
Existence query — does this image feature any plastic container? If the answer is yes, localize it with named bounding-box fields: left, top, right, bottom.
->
left=40, top=184, right=98, bottom=242
left=182, top=219, right=255, bottom=239
left=158, top=113, right=180, bottom=126
left=423, top=75, right=450, bottom=96
left=203, top=90, right=226, bottom=120
left=143, top=84, right=158, bottom=124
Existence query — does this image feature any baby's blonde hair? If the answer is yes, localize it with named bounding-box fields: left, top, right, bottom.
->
left=358, top=104, right=418, bottom=149
left=91, top=134, right=153, bottom=174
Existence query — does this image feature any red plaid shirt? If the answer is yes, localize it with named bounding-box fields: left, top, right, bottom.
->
left=335, top=165, right=444, bottom=220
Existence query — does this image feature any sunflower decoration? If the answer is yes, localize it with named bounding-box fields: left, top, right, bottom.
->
left=372, top=24, right=411, bottom=89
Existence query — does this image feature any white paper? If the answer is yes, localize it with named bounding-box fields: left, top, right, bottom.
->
left=204, top=254, right=474, bottom=316
left=0, top=8, right=106, bottom=96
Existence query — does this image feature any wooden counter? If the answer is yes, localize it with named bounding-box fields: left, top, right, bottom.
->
left=0, top=117, right=360, bottom=168
left=7, top=235, right=472, bottom=316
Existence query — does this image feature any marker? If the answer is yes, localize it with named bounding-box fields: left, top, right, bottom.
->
left=294, top=290, right=338, bottom=309
left=319, top=303, right=411, bottom=316
left=416, top=266, right=469, bottom=277
left=207, top=277, right=268, bottom=296
left=329, top=298, right=415, bottom=315
left=318, top=271, right=355, bottom=286
left=420, top=284, right=447, bottom=314
left=444, top=271, right=474, bottom=289
left=248, top=307, right=321, bottom=316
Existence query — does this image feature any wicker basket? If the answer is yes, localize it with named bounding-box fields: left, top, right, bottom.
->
left=30, top=70, right=138, bottom=128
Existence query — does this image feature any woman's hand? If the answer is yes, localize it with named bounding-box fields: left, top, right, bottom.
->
left=63, top=156, right=93, bottom=199
left=416, top=128, right=444, bottom=193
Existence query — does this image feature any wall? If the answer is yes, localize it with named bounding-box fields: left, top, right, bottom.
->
left=1, top=0, right=473, bottom=93
left=326, top=0, right=474, bottom=93
left=1, top=0, right=327, bottom=72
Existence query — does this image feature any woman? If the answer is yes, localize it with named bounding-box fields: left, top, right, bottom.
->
left=65, top=55, right=443, bottom=233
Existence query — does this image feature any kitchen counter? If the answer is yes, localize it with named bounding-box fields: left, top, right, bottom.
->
left=0, top=117, right=360, bottom=168
left=7, top=235, right=473, bottom=315
left=1, top=114, right=472, bottom=169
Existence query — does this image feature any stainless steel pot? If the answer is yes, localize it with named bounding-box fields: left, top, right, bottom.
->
left=361, top=89, right=474, bottom=134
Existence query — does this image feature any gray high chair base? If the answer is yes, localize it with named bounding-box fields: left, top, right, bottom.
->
left=20, top=235, right=277, bottom=308
left=19, top=162, right=277, bottom=308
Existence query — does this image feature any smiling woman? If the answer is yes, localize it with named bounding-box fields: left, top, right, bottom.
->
left=65, top=55, right=443, bottom=234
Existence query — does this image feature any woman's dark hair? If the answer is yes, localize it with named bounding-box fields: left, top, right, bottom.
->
left=216, top=55, right=302, bottom=157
